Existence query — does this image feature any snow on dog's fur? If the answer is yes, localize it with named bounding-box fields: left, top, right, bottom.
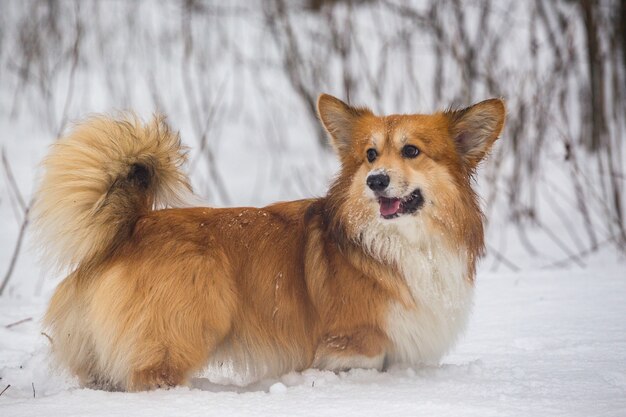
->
left=32, top=94, right=505, bottom=391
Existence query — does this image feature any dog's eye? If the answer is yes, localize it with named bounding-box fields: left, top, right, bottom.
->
left=366, top=148, right=378, bottom=163
left=402, top=145, right=420, bottom=159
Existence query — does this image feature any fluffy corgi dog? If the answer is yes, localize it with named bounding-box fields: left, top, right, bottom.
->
left=32, top=94, right=505, bottom=391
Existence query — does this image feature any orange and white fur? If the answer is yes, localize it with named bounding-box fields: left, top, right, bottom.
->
left=32, top=95, right=505, bottom=391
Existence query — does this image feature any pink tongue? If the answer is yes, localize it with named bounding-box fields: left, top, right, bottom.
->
left=379, top=198, right=401, bottom=217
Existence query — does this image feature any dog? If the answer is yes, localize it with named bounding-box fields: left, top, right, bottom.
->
left=32, top=94, right=505, bottom=391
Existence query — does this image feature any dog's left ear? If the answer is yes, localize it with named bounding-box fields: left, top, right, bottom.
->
left=317, top=94, right=372, bottom=154
left=445, top=98, right=506, bottom=169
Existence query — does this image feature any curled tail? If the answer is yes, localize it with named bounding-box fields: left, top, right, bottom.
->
left=32, top=114, right=193, bottom=270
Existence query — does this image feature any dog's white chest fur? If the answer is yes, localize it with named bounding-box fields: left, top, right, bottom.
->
left=361, top=220, right=474, bottom=366
left=386, top=247, right=473, bottom=365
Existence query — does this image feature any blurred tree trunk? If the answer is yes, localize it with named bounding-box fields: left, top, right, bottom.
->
left=579, top=0, right=606, bottom=152
left=621, top=0, right=626, bottom=78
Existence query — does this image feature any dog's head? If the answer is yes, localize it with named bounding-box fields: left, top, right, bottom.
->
left=318, top=94, right=505, bottom=254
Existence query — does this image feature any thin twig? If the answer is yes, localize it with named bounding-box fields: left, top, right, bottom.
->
left=535, top=218, right=586, bottom=268
left=179, top=6, right=231, bottom=205
left=32, top=382, right=35, bottom=398
left=5, top=317, right=33, bottom=328
left=40, top=332, right=54, bottom=345
left=541, top=238, right=613, bottom=270
left=0, top=203, right=31, bottom=296
left=56, top=13, right=81, bottom=138
left=486, top=243, right=521, bottom=272
left=0, top=384, right=10, bottom=397
left=1, top=147, right=26, bottom=214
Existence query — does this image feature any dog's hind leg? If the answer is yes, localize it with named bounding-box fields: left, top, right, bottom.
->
left=126, top=315, right=233, bottom=391
left=128, top=350, right=196, bottom=391
left=88, top=254, right=236, bottom=391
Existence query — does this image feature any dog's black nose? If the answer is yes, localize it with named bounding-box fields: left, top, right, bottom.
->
left=366, top=174, right=390, bottom=192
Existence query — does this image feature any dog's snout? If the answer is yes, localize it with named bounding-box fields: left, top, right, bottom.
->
left=366, top=174, right=390, bottom=192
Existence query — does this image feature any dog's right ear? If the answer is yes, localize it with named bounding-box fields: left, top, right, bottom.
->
left=317, top=94, right=371, bottom=153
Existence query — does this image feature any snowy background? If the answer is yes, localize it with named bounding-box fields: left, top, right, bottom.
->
left=1, top=0, right=625, bottom=415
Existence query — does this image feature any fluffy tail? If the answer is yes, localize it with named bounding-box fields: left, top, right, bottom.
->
left=31, top=114, right=193, bottom=270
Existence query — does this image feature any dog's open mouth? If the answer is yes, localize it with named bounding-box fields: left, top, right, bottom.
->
left=378, top=189, right=424, bottom=219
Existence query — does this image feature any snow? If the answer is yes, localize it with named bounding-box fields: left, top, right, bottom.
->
left=1, top=1, right=625, bottom=415
left=1, top=260, right=625, bottom=417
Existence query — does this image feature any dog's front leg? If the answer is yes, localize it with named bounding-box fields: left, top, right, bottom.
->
left=311, top=326, right=388, bottom=372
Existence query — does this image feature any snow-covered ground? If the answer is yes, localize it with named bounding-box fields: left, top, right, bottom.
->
left=1, top=255, right=625, bottom=417
left=1, top=1, right=625, bottom=415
